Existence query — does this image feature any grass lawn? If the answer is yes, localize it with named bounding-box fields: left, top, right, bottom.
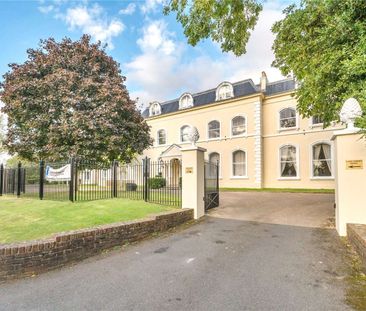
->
left=220, top=187, right=335, bottom=194
left=0, top=197, right=176, bottom=244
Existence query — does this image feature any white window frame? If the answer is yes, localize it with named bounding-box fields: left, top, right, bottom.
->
left=309, top=115, right=324, bottom=128
left=207, top=120, right=221, bottom=140
left=216, top=82, right=234, bottom=101
left=179, top=125, right=191, bottom=143
left=149, top=102, right=161, bottom=117
left=278, top=107, right=298, bottom=131
left=310, top=141, right=334, bottom=180
left=230, top=115, right=247, bottom=138
left=208, top=152, right=222, bottom=179
left=156, top=129, right=167, bottom=146
left=278, top=144, right=300, bottom=180
left=231, top=149, right=248, bottom=179
left=178, top=93, right=193, bottom=110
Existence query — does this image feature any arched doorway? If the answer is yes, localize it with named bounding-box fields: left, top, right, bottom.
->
left=169, top=158, right=181, bottom=188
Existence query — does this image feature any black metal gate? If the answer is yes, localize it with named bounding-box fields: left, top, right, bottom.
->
left=204, top=161, right=219, bottom=210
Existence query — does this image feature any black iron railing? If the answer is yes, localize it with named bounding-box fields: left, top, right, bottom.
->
left=0, top=157, right=182, bottom=207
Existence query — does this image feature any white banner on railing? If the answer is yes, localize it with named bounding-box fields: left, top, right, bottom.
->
left=45, top=164, right=71, bottom=181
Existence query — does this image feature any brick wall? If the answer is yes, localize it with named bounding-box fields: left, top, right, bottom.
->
left=347, top=223, right=366, bottom=265
left=0, top=209, right=193, bottom=282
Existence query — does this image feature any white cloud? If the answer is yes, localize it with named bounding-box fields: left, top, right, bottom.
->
left=38, top=5, right=54, bottom=14
left=125, top=2, right=286, bottom=107
left=119, top=3, right=136, bottom=15
left=38, top=2, right=124, bottom=49
left=137, top=20, right=175, bottom=55
left=141, top=0, right=166, bottom=14
left=63, top=4, right=124, bottom=49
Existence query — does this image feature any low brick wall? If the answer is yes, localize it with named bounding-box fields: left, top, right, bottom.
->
left=0, top=209, right=193, bottom=282
left=347, top=223, right=366, bottom=265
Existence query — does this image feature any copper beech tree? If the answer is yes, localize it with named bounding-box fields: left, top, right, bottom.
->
left=0, top=35, right=152, bottom=162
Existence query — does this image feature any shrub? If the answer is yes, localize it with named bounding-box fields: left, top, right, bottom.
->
left=126, top=183, right=137, bottom=191
left=148, top=177, right=166, bottom=189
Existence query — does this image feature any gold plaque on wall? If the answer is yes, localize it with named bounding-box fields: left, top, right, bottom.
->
left=346, top=160, right=363, bottom=170
left=185, top=167, right=193, bottom=174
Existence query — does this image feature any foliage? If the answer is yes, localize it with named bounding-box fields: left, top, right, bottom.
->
left=0, top=35, right=152, bottom=162
left=272, top=0, right=366, bottom=129
left=164, top=0, right=262, bottom=56
left=6, top=155, right=35, bottom=167
left=0, top=113, right=5, bottom=152
left=126, top=182, right=137, bottom=191
left=148, top=176, right=166, bottom=189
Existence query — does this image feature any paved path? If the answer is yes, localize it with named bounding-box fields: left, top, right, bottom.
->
left=0, top=193, right=351, bottom=310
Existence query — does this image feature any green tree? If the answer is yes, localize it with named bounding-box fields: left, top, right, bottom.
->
left=272, top=0, right=366, bottom=128
left=0, top=113, right=5, bottom=152
left=0, top=35, right=152, bottom=162
left=164, top=0, right=262, bottom=56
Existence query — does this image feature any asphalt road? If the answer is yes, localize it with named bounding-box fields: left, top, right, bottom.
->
left=0, top=204, right=350, bottom=311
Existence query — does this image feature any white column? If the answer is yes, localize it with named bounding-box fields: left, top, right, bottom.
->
left=181, top=146, right=206, bottom=219
left=254, top=101, right=263, bottom=187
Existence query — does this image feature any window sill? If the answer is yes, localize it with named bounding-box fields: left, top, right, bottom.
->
left=277, top=177, right=300, bottom=181
left=207, top=137, right=222, bottom=142
left=278, top=127, right=299, bottom=132
left=230, top=176, right=249, bottom=180
left=310, top=123, right=323, bottom=128
left=310, top=177, right=334, bottom=180
left=230, top=134, right=248, bottom=139
left=155, top=144, right=168, bottom=148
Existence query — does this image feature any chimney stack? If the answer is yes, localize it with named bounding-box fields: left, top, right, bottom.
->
left=260, top=71, right=268, bottom=92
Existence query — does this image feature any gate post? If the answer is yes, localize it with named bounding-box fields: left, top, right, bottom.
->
left=17, top=162, right=21, bottom=197
left=112, top=160, right=118, bottom=198
left=181, top=146, right=206, bottom=219
left=143, top=157, right=150, bottom=202
left=39, top=160, right=45, bottom=200
left=0, top=164, right=3, bottom=196
left=332, top=98, right=366, bottom=236
left=69, top=157, right=75, bottom=202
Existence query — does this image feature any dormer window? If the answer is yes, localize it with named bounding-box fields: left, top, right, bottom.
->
left=149, top=102, right=161, bottom=116
left=216, top=82, right=234, bottom=101
left=179, top=93, right=193, bottom=109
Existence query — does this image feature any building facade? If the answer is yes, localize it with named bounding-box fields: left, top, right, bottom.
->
left=141, top=72, right=344, bottom=189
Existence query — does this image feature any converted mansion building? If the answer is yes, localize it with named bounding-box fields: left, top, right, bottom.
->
left=141, top=72, right=344, bottom=189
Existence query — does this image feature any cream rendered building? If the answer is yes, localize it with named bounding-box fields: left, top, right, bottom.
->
left=141, top=72, right=344, bottom=189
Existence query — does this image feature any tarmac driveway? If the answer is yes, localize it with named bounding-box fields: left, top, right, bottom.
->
left=0, top=192, right=352, bottom=310
left=211, top=191, right=336, bottom=228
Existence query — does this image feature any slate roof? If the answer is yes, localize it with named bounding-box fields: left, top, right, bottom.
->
left=142, top=77, right=295, bottom=118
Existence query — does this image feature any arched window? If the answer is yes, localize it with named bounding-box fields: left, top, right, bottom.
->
left=279, top=108, right=297, bottom=129
left=180, top=125, right=190, bottom=142
left=179, top=93, right=193, bottom=109
left=216, top=82, right=234, bottom=101
left=312, top=143, right=332, bottom=177
left=209, top=152, right=220, bottom=165
left=208, top=152, right=220, bottom=178
left=232, top=150, right=246, bottom=177
left=149, top=102, right=161, bottom=116
left=208, top=120, right=220, bottom=139
left=280, top=145, right=298, bottom=178
left=157, top=129, right=166, bottom=145
left=231, top=116, right=246, bottom=136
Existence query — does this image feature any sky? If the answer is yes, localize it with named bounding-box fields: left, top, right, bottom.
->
left=0, top=0, right=295, bottom=109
